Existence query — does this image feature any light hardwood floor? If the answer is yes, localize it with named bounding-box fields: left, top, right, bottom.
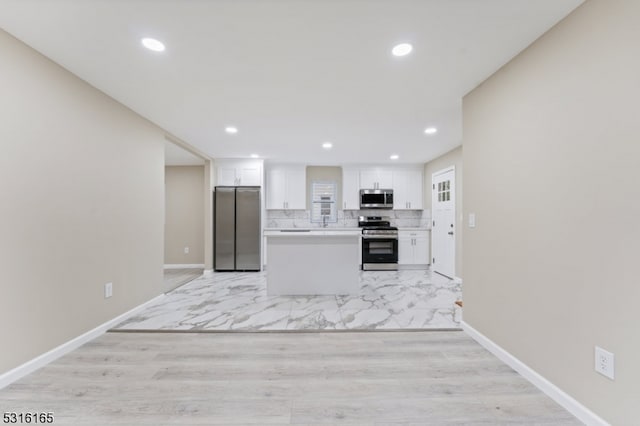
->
left=0, top=331, right=580, bottom=425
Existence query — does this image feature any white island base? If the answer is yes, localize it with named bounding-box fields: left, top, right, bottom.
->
left=266, top=233, right=360, bottom=295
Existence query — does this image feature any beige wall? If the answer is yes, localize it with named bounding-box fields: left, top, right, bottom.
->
left=0, top=30, right=165, bottom=374
left=424, top=146, right=463, bottom=278
left=463, top=0, right=640, bottom=423
left=165, top=166, right=205, bottom=265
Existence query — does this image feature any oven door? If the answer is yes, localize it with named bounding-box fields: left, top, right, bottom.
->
left=361, top=236, right=398, bottom=269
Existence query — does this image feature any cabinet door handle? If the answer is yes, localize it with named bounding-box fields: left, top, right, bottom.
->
left=408, top=202, right=411, bottom=209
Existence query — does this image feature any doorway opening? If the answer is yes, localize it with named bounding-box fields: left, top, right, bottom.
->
left=164, top=140, right=208, bottom=292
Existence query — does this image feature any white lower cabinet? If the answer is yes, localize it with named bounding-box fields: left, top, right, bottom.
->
left=398, top=230, right=430, bottom=267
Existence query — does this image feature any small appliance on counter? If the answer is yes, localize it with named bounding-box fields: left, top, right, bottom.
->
left=358, top=216, right=398, bottom=270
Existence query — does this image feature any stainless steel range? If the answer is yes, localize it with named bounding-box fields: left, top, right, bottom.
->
left=359, top=216, right=398, bottom=271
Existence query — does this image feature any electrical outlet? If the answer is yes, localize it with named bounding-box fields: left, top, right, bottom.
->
left=104, top=282, right=113, bottom=299
left=595, top=346, right=615, bottom=380
left=184, top=246, right=190, bottom=254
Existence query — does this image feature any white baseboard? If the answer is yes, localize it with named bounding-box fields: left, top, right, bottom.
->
left=164, top=264, right=205, bottom=269
left=461, top=321, right=609, bottom=426
left=0, top=293, right=165, bottom=390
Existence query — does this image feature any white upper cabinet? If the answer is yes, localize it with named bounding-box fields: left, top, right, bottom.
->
left=342, top=167, right=360, bottom=210
left=266, top=165, right=306, bottom=210
left=359, top=168, right=393, bottom=189
left=393, top=169, right=423, bottom=210
left=216, top=159, right=263, bottom=186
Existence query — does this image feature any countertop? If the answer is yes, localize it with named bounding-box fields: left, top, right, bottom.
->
left=264, top=228, right=361, bottom=237
left=264, top=226, right=431, bottom=235
left=264, top=227, right=361, bottom=232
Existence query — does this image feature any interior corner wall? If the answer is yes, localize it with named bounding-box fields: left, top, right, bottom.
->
left=462, top=0, right=640, bottom=423
left=164, top=166, right=205, bottom=264
left=204, top=159, right=214, bottom=271
left=0, top=29, right=165, bottom=374
left=424, top=146, right=463, bottom=278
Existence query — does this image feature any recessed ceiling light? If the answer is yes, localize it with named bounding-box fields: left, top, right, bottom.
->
left=424, top=127, right=438, bottom=135
left=322, top=142, right=333, bottom=149
left=392, top=43, right=413, bottom=57
left=141, top=37, right=165, bottom=52
left=390, top=154, right=399, bottom=160
left=250, top=154, right=259, bottom=158
left=225, top=126, right=238, bottom=134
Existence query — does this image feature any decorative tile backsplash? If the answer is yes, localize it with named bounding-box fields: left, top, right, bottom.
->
left=266, top=209, right=430, bottom=229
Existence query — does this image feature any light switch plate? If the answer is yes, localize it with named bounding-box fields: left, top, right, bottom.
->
left=468, top=213, right=476, bottom=228
left=104, top=282, right=113, bottom=299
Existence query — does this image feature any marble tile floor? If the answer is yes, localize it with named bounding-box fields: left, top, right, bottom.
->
left=114, top=269, right=462, bottom=331
left=163, top=268, right=204, bottom=293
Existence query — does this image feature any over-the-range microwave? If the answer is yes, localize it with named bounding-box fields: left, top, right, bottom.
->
left=360, top=189, right=393, bottom=209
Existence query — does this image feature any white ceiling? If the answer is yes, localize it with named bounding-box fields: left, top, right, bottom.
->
left=0, top=0, right=583, bottom=165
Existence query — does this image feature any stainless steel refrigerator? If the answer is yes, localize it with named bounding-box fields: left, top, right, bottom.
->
left=214, top=186, right=261, bottom=271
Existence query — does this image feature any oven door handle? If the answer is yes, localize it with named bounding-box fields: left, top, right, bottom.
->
left=362, top=235, right=398, bottom=240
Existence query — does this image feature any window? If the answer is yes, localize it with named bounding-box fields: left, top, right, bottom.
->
left=311, top=181, right=337, bottom=223
left=437, top=180, right=451, bottom=202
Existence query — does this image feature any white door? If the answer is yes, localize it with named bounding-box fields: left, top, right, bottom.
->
left=432, top=167, right=455, bottom=278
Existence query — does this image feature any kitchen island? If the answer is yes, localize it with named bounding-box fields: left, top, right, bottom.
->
left=264, top=230, right=360, bottom=295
